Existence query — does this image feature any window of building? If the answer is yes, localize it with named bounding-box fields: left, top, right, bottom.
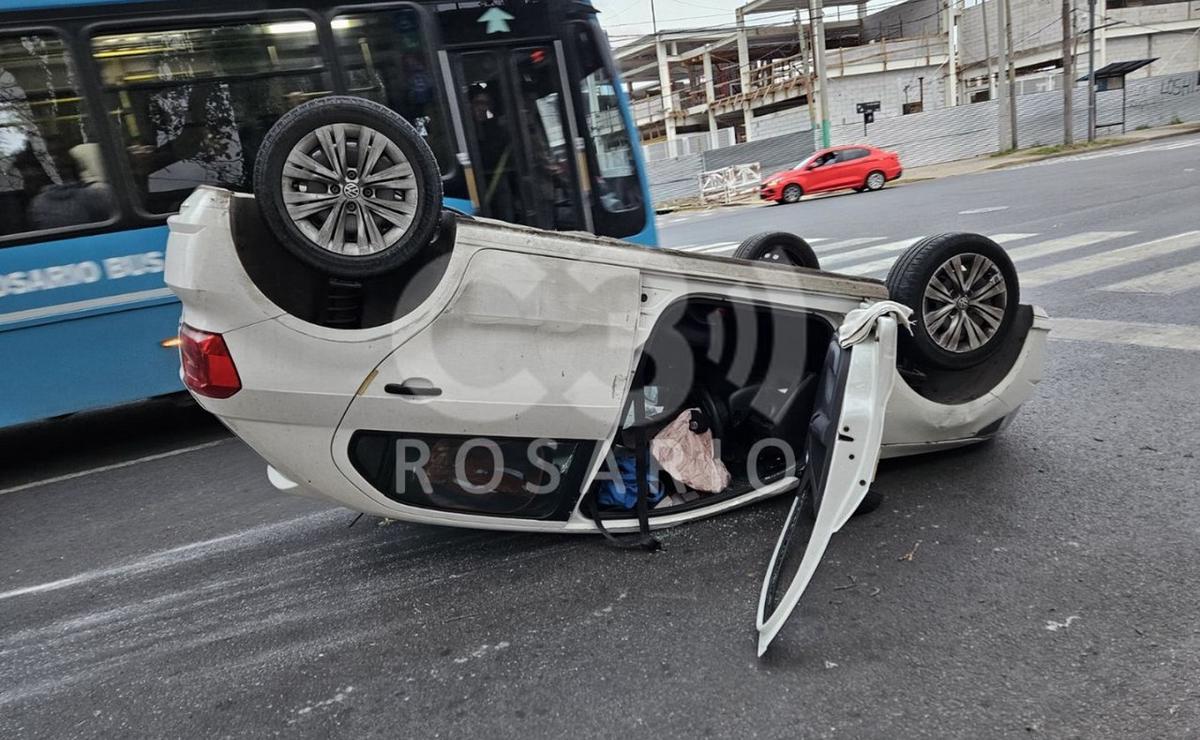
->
left=332, top=7, right=452, bottom=174
left=92, top=20, right=331, bottom=215
left=1, top=32, right=114, bottom=239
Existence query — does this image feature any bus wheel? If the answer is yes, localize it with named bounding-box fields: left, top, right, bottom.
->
left=253, top=96, right=443, bottom=279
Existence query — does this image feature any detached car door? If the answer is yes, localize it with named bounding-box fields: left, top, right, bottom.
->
left=756, top=315, right=899, bottom=655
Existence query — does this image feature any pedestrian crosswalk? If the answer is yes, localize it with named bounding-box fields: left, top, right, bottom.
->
left=666, top=229, right=1200, bottom=297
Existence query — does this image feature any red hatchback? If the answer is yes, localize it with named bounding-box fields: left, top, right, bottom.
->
left=760, top=145, right=903, bottom=204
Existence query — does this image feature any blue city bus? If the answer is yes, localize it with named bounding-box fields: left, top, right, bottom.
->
left=0, top=0, right=656, bottom=428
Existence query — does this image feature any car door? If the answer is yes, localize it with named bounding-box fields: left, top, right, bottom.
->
left=331, top=248, right=642, bottom=520
left=825, top=148, right=866, bottom=190
left=756, top=315, right=899, bottom=655
left=823, top=149, right=862, bottom=190
left=803, top=151, right=839, bottom=192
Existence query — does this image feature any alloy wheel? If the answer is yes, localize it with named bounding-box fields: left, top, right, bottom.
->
left=922, top=253, right=1008, bottom=353
left=282, top=123, right=419, bottom=256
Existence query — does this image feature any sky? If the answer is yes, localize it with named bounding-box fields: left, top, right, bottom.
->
left=591, top=0, right=771, bottom=41
left=590, top=0, right=902, bottom=43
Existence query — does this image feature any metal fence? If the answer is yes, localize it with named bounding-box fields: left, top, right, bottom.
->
left=646, top=129, right=816, bottom=205
left=698, top=163, right=763, bottom=204
left=645, top=69, right=1200, bottom=205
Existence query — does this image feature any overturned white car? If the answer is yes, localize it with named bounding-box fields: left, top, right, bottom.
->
left=165, top=97, right=1049, bottom=654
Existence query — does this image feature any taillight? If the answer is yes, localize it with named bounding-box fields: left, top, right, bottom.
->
left=179, top=323, right=241, bottom=399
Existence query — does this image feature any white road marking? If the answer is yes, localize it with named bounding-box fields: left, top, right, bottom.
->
left=813, top=237, right=887, bottom=253
left=1101, top=259, right=1200, bottom=295
left=693, top=241, right=739, bottom=254
left=708, top=235, right=865, bottom=256
left=0, top=510, right=336, bottom=602
left=837, top=233, right=1035, bottom=276
left=1022, top=231, right=1200, bottom=288
left=1050, top=318, right=1200, bottom=352
left=0, top=439, right=229, bottom=496
left=959, top=206, right=1009, bottom=214
left=821, top=238, right=918, bottom=268
left=1005, top=231, right=1136, bottom=262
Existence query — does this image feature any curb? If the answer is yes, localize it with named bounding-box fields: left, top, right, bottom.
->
left=983, top=124, right=1200, bottom=171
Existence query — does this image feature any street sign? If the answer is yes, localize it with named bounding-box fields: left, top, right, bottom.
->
left=857, top=101, right=880, bottom=135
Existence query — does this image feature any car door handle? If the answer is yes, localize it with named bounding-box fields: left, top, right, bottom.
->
left=384, top=381, right=443, bottom=398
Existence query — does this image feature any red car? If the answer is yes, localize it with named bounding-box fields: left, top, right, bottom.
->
left=760, top=145, right=903, bottom=204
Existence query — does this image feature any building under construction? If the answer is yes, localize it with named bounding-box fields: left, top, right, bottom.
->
left=614, top=0, right=1200, bottom=159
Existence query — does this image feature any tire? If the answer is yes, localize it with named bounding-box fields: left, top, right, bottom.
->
left=863, top=170, right=887, bottom=191
left=781, top=184, right=803, bottom=204
left=886, top=233, right=1019, bottom=370
left=253, top=96, right=443, bottom=279
left=732, top=232, right=820, bottom=270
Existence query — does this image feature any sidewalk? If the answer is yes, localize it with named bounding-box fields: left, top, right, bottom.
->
left=900, top=121, right=1200, bottom=182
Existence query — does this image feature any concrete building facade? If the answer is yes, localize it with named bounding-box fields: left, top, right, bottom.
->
left=616, top=0, right=1200, bottom=159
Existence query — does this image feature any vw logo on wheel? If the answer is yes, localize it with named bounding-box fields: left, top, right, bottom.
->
left=343, top=182, right=361, bottom=199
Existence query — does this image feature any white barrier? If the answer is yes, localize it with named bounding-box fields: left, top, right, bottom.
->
left=698, top=162, right=762, bottom=204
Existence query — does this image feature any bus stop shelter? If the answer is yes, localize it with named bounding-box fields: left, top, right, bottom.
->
left=1080, top=59, right=1157, bottom=134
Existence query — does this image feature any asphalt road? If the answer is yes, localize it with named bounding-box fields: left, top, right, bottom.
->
left=3, top=136, right=1199, bottom=739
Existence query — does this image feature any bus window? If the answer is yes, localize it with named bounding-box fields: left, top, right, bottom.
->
left=510, top=46, right=581, bottom=232
left=570, top=22, right=645, bottom=237
left=0, top=32, right=114, bottom=238
left=331, top=7, right=451, bottom=174
left=91, top=20, right=331, bottom=215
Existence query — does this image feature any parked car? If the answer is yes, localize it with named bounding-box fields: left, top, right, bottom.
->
left=760, top=145, right=903, bottom=203
left=165, top=98, right=1047, bottom=655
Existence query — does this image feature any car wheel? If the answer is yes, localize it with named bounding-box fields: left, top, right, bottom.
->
left=733, top=231, right=820, bottom=270
left=886, top=233, right=1020, bottom=370
left=253, top=95, right=443, bottom=279
left=863, top=170, right=887, bottom=191
left=781, top=184, right=803, bottom=203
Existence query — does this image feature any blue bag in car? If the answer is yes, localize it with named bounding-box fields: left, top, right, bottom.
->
left=598, top=449, right=664, bottom=510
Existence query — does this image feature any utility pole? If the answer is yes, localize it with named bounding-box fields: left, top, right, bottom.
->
left=650, top=0, right=658, bottom=35
left=1061, top=0, right=1074, bottom=145
left=810, top=0, right=832, bottom=147
left=1087, top=0, right=1097, bottom=141
left=1004, top=0, right=1018, bottom=147
left=796, top=9, right=818, bottom=135
left=981, top=0, right=995, bottom=100
left=945, top=0, right=959, bottom=107
left=996, top=0, right=1012, bottom=149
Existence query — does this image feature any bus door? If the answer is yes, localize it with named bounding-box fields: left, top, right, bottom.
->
left=442, top=44, right=593, bottom=233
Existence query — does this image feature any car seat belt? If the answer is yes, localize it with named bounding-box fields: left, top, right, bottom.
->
left=591, top=383, right=661, bottom=552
